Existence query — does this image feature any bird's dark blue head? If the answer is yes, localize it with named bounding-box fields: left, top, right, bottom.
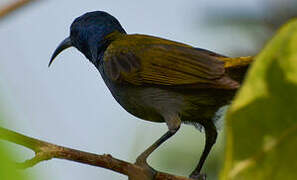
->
left=49, top=11, right=126, bottom=67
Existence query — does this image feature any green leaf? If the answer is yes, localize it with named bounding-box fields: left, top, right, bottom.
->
left=221, top=18, right=297, bottom=180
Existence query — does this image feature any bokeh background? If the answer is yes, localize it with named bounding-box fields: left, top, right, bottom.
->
left=0, top=0, right=296, bottom=179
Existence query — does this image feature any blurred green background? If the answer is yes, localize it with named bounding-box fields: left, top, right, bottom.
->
left=0, top=0, right=296, bottom=180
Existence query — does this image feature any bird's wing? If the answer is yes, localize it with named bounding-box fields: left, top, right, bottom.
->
left=103, top=34, right=239, bottom=89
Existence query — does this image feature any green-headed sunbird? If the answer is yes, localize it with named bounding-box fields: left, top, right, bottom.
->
left=49, top=11, right=253, bottom=179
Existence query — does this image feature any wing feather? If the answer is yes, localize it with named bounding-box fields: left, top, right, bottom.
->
left=103, top=34, right=239, bottom=89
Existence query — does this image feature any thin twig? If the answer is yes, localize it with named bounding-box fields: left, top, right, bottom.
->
left=0, top=127, right=193, bottom=180
left=0, top=0, right=36, bottom=19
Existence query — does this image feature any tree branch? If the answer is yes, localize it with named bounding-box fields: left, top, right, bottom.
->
left=0, top=127, right=193, bottom=180
left=0, top=0, right=37, bottom=19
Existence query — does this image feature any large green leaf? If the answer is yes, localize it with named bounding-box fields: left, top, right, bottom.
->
left=221, top=18, right=297, bottom=180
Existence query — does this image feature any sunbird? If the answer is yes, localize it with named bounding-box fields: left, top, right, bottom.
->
left=49, top=11, right=253, bottom=179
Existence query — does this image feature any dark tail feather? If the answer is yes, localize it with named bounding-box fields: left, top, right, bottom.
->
left=225, top=64, right=251, bottom=83
left=220, top=56, right=254, bottom=84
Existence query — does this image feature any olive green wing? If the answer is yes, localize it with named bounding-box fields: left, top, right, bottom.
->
left=103, top=36, right=239, bottom=89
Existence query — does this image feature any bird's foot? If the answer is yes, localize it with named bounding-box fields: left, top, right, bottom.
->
left=189, top=173, right=206, bottom=180
left=134, top=158, right=156, bottom=179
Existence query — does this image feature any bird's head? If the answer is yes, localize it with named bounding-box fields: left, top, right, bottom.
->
left=49, top=11, right=126, bottom=67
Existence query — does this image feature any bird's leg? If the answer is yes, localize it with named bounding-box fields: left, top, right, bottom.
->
left=135, top=115, right=181, bottom=175
left=135, top=131, right=177, bottom=172
left=190, top=122, right=217, bottom=179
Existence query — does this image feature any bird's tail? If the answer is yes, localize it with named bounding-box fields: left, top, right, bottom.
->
left=219, top=56, right=254, bottom=84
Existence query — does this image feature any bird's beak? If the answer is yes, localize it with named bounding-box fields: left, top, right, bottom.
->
left=48, top=37, right=72, bottom=67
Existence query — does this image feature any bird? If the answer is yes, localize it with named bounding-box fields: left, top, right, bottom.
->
left=49, top=11, right=253, bottom=179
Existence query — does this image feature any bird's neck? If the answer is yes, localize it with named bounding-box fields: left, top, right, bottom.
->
left=91, top=30, right=125, bottom=67
left=104, top=30, right=125, bottom=42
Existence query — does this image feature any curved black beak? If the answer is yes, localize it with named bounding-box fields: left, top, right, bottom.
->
left=48, top=37, right=72, bottom=67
